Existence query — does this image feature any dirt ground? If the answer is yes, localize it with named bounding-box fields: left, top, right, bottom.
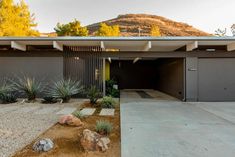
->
left=12, top=101, right=120, bottom=157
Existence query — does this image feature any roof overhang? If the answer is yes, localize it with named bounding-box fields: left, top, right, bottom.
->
left=0, top=36, right=235, bottom=52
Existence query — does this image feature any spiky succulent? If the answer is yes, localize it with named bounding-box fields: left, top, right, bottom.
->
left=0, top=79, right=16, bottom=104
left=48, top=78, right=83, bottom=103
left=12, top=76, right=43, bottom=101
left=87, top=86, right=102, bottom=105
left=95, top=120, right=113, bottom=135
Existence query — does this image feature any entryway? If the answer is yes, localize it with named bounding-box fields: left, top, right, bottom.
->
left=109, top=58, right=185, bottom=101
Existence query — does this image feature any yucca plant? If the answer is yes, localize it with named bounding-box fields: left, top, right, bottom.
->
left=48, top=78, right=83, bottom=103
left=12, top=76, right=43, bottom=101
left=95, top=120, right=113, bottom=135
left=87, top=86, right=102, bottom=105
left=0, top=79, right=17, bottom=104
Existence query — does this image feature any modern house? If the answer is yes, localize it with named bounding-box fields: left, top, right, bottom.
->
left=0, top=37, right=235, bottom=102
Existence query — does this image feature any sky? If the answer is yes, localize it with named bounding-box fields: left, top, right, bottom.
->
left=19, top=0, right=235, bottom=35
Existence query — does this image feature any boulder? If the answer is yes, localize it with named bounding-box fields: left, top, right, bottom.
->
left=80, top=129, right=110, bottom=152
left=59, top=114, right=83, bottom=127
left=33, top=138, right=54, bottom=152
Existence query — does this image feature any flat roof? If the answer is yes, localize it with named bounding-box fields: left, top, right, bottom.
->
left=0, top=36, right=235, bottom=52
left=0, top=36, right=235, bottom=41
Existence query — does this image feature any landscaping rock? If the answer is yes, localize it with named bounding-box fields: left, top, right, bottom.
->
left=33, top=138, right=54, bottom=152
left=97, top=137, right=111, bottom=151
left=59, top=114, right=83, bottom=127
left=80, top=129, right=110, bottom=152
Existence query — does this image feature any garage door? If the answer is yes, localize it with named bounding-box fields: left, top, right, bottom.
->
left=198, top=58, right=235, bottom=101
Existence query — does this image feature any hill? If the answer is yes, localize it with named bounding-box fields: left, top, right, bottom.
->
left=87, top=14, right=210, bottom=36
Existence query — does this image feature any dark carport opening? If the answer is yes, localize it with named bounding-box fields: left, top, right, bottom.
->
left=110, top=58, right=185, bottom=101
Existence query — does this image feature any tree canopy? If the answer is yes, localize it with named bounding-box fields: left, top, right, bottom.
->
left=0, top=0, right=39, bottom=36
left=54, top=19, right=89, bottom=36
left=150, top=25, right=161, bottom=37
left=95, top=23, right=120, bottom=36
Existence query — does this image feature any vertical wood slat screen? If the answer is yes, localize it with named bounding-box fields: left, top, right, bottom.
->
left=63, top=46, right=103, bottom=94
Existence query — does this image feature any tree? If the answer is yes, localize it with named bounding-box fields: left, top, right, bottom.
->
left=54, top=19, right=88, bottom=36
left=215, top=28, right=227, bottom=37
left=0, top=0, right=39, bottom=36
left=95, top=23, right=120, bottom=36
left=150, top=25, right=161, bottom=36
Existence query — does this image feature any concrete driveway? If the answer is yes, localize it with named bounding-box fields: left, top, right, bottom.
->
left=121, top=90, right=235, bottom=157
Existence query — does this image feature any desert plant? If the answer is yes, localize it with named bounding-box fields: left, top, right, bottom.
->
left=87, top=86, right=102, bottom=105
left=12, top=76, right=43, bottom=101
left=48, top=79, right=83, bottom=103
left=101, top=96, right=116, bottom=108
left=95, top=120, right=113, bottom=135
left=0, top=80, right=17, bottom=104
left=72, top=111, right=85, bottom=119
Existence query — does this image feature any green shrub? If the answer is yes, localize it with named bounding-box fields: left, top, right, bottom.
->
left=106, top=79, right=120, bottom=98
left=95, top=120, right=113, bottom=135
left=48, top=78, right=83, bottom=103
left=72, top=111, right=84, bottom=119
left=107, top=88, right=120, bottom=98
left=12, top=76, right=42, bottom=101
left=101, top=96, right=116, bottom=108
left=87, top=86, right=102, bottom=105
left=42, top=97, right=57, bottom=104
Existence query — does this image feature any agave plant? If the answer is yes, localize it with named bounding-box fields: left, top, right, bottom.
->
left=0, top=79, right=17, bottom=104
left=87, top=86, right=102, bottom=105
left=12, top=76, right=43, bottom=101
left=48, top=79, right=83, bottom=103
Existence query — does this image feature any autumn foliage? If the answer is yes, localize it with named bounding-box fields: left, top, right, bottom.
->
left=95, top=23, right=120, bottom=37
left=0, top=0, right=39, bottom=36
left=54, top=19, right=89, bottom=36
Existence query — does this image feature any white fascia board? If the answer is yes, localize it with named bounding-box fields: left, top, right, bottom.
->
left=186, top=41, right=198, bottom=51
left=11, top=41, right=26, bottom=51
left=227, top=42, right=235, bottom=51
left=53, top=41, right=63, bottom=51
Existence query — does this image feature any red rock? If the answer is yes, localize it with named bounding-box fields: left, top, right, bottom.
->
left=59, top=115, right=83, bottom=127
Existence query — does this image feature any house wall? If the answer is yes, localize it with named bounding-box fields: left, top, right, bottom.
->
left=155, top=58, right=184, bottom=100
left=185, top=57, right=198, bottom=101
left=0, top=56, right=63, bottom=83
left=198, top=58, right=235, bottom=101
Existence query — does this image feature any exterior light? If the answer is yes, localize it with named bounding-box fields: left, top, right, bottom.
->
left=108, top=57, right=111, bottom=63
left=74, top=57, right=80, bottom=60
left=133, top=57, right=141, bottom=64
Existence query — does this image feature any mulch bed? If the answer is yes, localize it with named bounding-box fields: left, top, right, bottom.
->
left=12, top=101, right=120, bottom=157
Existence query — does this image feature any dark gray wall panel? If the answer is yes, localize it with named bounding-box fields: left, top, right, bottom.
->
left=185, top=57, right=198, bottom=101
left=0, top=57, right=63, bottom=82
left=156, top=58, right=184, bottom=100
left=198, top=58, right=235, bottom=101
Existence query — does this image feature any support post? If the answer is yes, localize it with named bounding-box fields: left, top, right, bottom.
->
left=227, top=43, right=235, bottom=51
left=53, top=41, right=63, bottom=51
left=11, top=41, right=26, bottom=51
left=102, top=58, right=106, bottom=96
left=101, top=41, right=105, bottom=51
left=186, top=41, right=198, bottom=51
left=143, top=41, right=152, bottom=51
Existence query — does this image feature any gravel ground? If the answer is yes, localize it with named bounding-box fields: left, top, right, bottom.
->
left=0, top=99, right=83, bottom=157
